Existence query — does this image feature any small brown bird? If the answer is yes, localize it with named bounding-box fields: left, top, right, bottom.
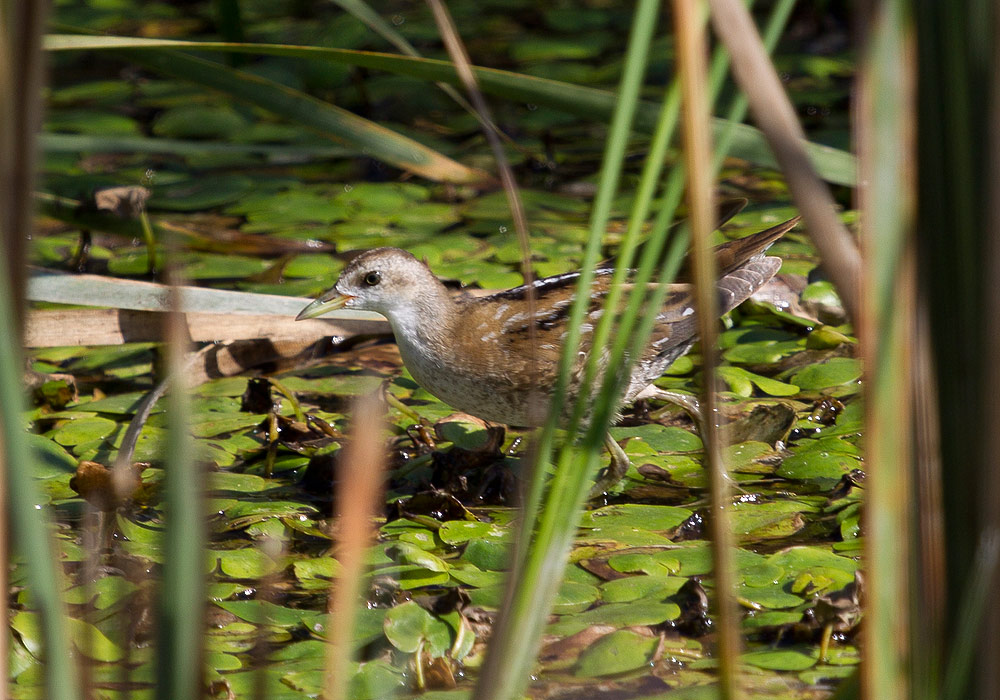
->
left=298, top=214, right=798, bottom=493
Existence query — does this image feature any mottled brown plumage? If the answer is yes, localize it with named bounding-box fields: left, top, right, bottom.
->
left=297, top=216, right=798, bottom=432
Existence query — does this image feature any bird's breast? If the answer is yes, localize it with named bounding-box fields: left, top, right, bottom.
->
left=393, top=330, right=550, bottom=426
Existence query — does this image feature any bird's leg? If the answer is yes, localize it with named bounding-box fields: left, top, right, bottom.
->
left=589, top=431, right=631, bottom=498
left=633, top=385, right=703, bottom=429
left=637, top=386, right=747, bottom=492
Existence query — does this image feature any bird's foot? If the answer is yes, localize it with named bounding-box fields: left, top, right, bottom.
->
left=589, top=432, right=631, bottom=499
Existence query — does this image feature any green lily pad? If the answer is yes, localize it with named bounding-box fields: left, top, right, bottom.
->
left=743, top=646, right=817, bottom=671
left=191, top=414, right=265, bottom=438
left=13, top=611, right=125, bottom=663
left=393, top=565, right=451, bottom=590
left=439, top=520, right=505, bottom=544
left=581, top=504, right=693, bottom=532
left=47, top=109, right=140, bottom=136
left=70, top=391, right=156, bottom=415
left=383, top=601, right=451, bottom=657
left=725, top=440, right=777, bottom=472
left=742, top=610, right=803, bottom=629
left=807, top=326, right=854, bottom=349
left=278, top=373, right=387, bottom=397
left=737, top=583, right=806, bottom=609
left=768, top=546, right=858, bottom=590
left=51, top=415, right=118, bottom=446
left=549, top=600, right=681, bottom=636
left=662, top=545, right=714, bottom=576
left=790, top=357, right=862, bottom=390
left=719, top=326, right=798, bottom=350
left=606, top=552, right=671, bottom=576
left=461, top=537, right=509, bottom=571
left=28, top=434, right=78, bottom=478
left=226, top=188, right=349, bottom=230
left=348, top=661, right=408, bottom=700
left=449, top=563, right=504, bottom=589
left=552, top=581, right=601, bottom=614
left=801, top=280, right=841, bottom=305
left=436, top=417, right=492, bottom=450
left=599, top=575, right=688, bottom=603
left=731, top=500, right=813, bottom=539
left=574, top=629, right=659, bottom=677
left=723, top=340, right=803, bottom=365
left=718, top=366, right=800, bottom=397
left=213, top=547, right=281, bottom=579
left=63, top=576, right=138, bottom=609
left=208, top=471, right=270, bottom=492
left=387, top=541, right=449, bottom=573
left=398, top=529, right=437, bottom=550
left=610, top=424, right=702, bottom=452
left=778, top=447, right=860, bottom=481
left=215, top=600, right=324, bottom=629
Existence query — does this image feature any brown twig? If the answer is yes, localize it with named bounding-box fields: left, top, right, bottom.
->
left=324, top=391, right=387, bottom=700
left=673, top=0, right=740, bottom=697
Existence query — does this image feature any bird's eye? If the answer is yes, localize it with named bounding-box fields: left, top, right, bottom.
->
left=363, top=271, right=381, bottom=286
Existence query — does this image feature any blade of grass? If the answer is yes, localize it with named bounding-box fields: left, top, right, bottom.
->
left=941, top=530, right=1000, bottom=700
left=155, top=250, right=206, bottom=700
left=708, top=0, right=861, bottom=318
left=44, top=34, right=856, bottom=186
left=911, top=299, right=946, bottom=700
left=133, top=49, right=489, bottom=185
left=0, top=3, right=79, bottom=698
left=473, top=3, right=661, bottom=698
left=915, top=1, right=998, bottom=693
left=981, top=0, right=1000, bottom=687
left=673, top=1, right=739, bottom=698
left=856, top=3, right=916, bottom=699
left=0, top=198, right=81, bottom=700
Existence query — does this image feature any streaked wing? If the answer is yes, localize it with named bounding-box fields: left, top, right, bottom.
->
left=462, top=217, right=794, bottom=386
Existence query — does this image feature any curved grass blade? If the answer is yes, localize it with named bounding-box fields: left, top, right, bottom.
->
left=137, top=49, right=489, bottom=185
left=47, top=40, right=488, bottom=185
left=44, top=34, right=855, bottom=186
